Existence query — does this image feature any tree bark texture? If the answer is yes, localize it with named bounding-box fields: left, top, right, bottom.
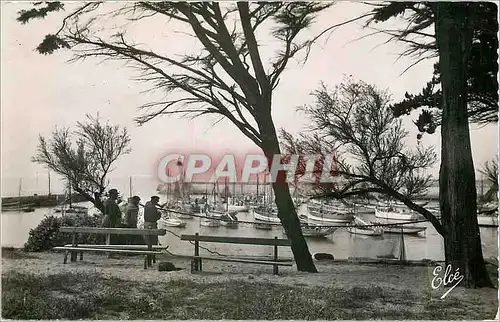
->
left=257, top=109, right=318, bottom=273
left=435, top=2, right=493, bottom=288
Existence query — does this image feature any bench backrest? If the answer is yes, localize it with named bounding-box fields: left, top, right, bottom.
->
left=180, top=234, right=292, bottom=246
left=59, top=227, right=166, bottom=236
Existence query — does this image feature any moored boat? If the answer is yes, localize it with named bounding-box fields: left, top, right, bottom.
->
left=161, top=211, right=187, bottom=228
left=477, top=214, right=498, bottom=227
left=371, top=221, right=427, bottom=235
left=220, top=212, right=239, bottom=228
left=283, top=222, right=337, bottom=237
left=347, top=216, right=383, bottom=236
left=375, top=206, right=419, bottom=221
left=253, top=206, right=281, bottom=223
left=305, top=209, right=354, bottom=224
left=200, top=217, right=221, bottom=227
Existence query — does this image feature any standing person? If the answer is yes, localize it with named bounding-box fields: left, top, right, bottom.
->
left=102, top=188, right=122, bottom=228
left=125, top=196, right=141, bottom=228
left=143, top=196, right=162, bottom=245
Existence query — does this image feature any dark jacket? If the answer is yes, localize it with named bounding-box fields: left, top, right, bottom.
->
left=143, top=201, right=161, bottom=223
left=124, top=203, right=139, bottom=227
left=103, top=198, right=121, bottom=227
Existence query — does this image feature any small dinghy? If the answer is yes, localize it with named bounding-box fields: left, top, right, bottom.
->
left=161, top=210, right=187, bottom=228
left=221, top=212, right=239, bottom=228
left=347, top=216, right=383, bottom=236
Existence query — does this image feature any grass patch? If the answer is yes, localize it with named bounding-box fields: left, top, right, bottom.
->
left=2, top=271, right=497, bottom=320
left=1, top=247, right=38, bottom=259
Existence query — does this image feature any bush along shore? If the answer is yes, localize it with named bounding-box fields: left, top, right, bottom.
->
left=1, top=248, right=498, bottom=320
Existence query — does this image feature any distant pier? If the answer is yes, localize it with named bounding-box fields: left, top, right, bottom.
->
left=1, top=194, right=87, bottom=210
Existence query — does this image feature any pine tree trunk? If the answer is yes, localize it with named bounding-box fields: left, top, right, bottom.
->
left=257, top=109, right=317, bottom=273
left=435, top=3, right=493, bottom=288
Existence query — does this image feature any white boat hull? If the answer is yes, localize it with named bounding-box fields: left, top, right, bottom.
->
left=200, top=218, right=221, bottom=227
left=379, top=225, right=427, bottom=235
left=477, top=215, right=498, bottom=227
left=375, top=209, right=418, bottom=221
left=225, top=204, right=249, bottom=212
left=347, top=226, right=383, bottom=236
left=306, top=210, right=353, bottom=224
left=302, top=227, right=337, bottom=237
left=161, top=218, right=187, bottom=228
left=253, top=210, right=281, bottom=223
left=284, top=225, right=337, bottom=237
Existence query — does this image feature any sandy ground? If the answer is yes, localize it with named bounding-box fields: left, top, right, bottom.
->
left=2, top=250, right=497, bottom=304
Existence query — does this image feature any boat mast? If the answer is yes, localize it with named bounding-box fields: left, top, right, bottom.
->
left=48, top=171, right=51, bottom=196
left=480, top=173, right=484, bottom=200
left=68, top=181, right=72, bottom=208
left=167, top=168, right=171, bottom=203
left=256, top=175, right=259, bottom=203
left=18, top=178, right=22, bottom=212
left=225, top=177, right=229, bottom=211
left=129, top=176, right=132, bottom=198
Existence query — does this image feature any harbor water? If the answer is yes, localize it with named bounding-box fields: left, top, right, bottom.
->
left=2, top=202, right=498, bottom=262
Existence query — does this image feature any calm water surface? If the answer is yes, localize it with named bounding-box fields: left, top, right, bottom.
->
left=2, top=202, right=497, bottom=261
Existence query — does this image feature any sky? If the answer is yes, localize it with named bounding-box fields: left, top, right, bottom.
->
left=1, top=2, right=498, bottom=196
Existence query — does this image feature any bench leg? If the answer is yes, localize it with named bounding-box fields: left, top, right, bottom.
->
left=63, top=251, right=69, bottom=264
left=80, top=251, right=83, bottom=261
left=106, top=234, right=112, bottom=258
left=147, top=238, right=153, bottom=267
left=144, top=255, right=148, bottom=269
left=198, top=258, right=202, bottom=271
left=273, top=239, right=278, bottom=275
left=70, top=233, right=77, bottom=262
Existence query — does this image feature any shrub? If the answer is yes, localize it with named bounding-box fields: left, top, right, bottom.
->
left=24, top=214, right=106, bottom=252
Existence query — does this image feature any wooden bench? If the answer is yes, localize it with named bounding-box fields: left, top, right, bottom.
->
left=180, top=233, right=294, bottom=275
left=53, top=227, right=167, bottom=268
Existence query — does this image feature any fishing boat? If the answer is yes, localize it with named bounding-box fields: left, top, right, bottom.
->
left=199, top=183, right=224, bottom=227
left=168, top=201, right=195, bottom=219
left=477, top=202, right=498, bottom=227
left=374, top=205, right=419, bottom=221
left=347, top=216, right=383, bottom=236
left=222, top=180, right=249, bottom=212
left=302, top=223, right=337, bottom=237
left=161, top=209, right=187, bottom=228
left=224, top=200, right=249, bottom=212
left=282, top=222, right=336, bottom=238
left=477, top=213, right=498, bottom=227
left=162, top=216, right=187, bottom=228
left=200, top=215, right=221, bottom=227
left=371, top=220, right=427, bottom=235
left=220, top=212, right=239, bottom=228
left=253, top=206, right=281, bottom=223
left=161, top=166, right=196, bottom=219
left=305, top=202, right=354, bottom=224
left=252, top=176, right=281, bottom=223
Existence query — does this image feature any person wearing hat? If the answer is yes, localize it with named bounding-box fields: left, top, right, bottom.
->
left=143, top=196, right=162, bottom=245
left=102, top=188, right=122, bottom=228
